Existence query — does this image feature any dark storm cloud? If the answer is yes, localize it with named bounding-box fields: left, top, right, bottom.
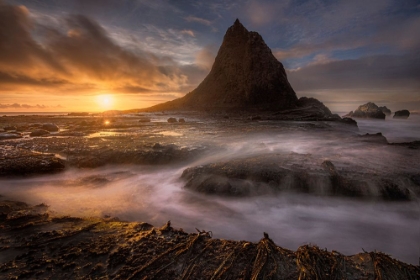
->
left=288, top=53, right=420, bottom=92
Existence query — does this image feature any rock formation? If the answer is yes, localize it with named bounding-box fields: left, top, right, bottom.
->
left=146, top=19, right=297, bottom=111
left=393, top=110, right=410, bottom=119
left=378, top=106, right=391, bottom=116
left=343, top=102, right=386, bottom=119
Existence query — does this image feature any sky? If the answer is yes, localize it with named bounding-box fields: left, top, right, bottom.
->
left=0, top=0, right=419, bottom=113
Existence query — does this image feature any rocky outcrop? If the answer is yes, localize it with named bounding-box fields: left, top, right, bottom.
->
left=146, top=19, right=297, bottom=111
left=344, top=102, right=386, bottom=119
left=393, top=110, right=410, bottom=119
left=41, top=123, right=59, bottom=132
left=30, top=129, right=50, bottom=137
left=378, top=106, right=391, bottom=115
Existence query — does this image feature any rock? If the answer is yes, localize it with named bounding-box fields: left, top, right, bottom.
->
left=178, top=118, right=185, bottom=123
left=167, top=117, right=177, bottom=123
left=358, top=133, right=388, bottom=144
left=30, top=129, right=50, bottom=137
left=138, top=117, right=151, bottom=123
left=0, top=132, right=22, bottom=140
left=347, top=102, right=386, bottom=119
left=41, top=123, right=59, bottom=132
left=378, top=106, right=391, bottom=115
left=393, top=110, right=410, bottom=119
left=3, top=125, right=17, bottom=131
left=341, top=117, right=358, bottom=126
left=145, top=19, right=297, bottom=111
left=272, top=97, right=342, bottom=122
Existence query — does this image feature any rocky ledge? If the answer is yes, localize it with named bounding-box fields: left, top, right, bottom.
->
left=0, top=199, right=419, bottom=279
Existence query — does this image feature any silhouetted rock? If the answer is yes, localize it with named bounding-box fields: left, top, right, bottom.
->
left=30, top=129, right=50, bottom=137
left=146, top=19, right=297, bottom=111
left=167, top=117, right=177, bottom=123
left=178, top=118, right=185, bottom=123
left=272, top=97, right=342, bottom=121
left=41, top=123, right=59, bottom=132
left=345, top=102, right=386, bottom=119
left=393, top=110, right=410, bottom=119
left=378, top=106, right=391, bottom=116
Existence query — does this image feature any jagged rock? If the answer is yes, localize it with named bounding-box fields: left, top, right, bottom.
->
left=378, top=106, right=391, bottom=115
left=393, top=110, right=410, bottom=119
left=345, top=102, right=386, bottom=119
left=167, top=117, right=177, bottom=123
left=146, top=19, right=297, bottom=111
left=41, top=123, right=59, bottom=132
left=30, top=129, right=50, bottom=137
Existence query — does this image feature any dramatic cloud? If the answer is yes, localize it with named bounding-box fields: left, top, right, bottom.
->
left=0, top=2, right=204, bottom=97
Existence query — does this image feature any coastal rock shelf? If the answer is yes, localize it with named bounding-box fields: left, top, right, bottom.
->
left=0, top=200, right=419, bottom=279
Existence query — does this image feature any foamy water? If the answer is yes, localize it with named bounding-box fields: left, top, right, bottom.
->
left=1, top=117, right=420, bottom=264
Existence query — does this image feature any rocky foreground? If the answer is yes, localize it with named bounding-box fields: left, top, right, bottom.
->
left=0, top=199, right=419, bottom=279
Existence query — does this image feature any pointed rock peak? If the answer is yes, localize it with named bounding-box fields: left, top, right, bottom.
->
left=227, top=18, right=248, bottom=36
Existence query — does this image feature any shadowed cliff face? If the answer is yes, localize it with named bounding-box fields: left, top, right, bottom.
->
left=148, top=19, right=298, bottom=111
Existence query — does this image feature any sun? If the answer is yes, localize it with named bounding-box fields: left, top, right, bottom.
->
left=96, top=94, right=114, bottom=110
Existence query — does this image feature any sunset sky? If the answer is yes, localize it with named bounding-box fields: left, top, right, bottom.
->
left=1, top=0, right=419, bottom=113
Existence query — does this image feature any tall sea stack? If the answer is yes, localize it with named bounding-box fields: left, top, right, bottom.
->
left=147, top=19, right=298, bottom=111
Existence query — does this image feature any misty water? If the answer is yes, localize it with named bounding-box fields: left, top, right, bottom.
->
left=1, top=115, right=419, bottom=264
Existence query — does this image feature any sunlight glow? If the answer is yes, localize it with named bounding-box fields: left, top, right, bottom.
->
left=96, top=94, right=114, bottom=110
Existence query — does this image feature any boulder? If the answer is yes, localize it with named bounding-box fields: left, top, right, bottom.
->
left=393, top=110, right=410, bottom=119
left=378, top=106, right=391, bottom=116
left=41, top=123, right=59, bottom=132
left=30, top=129, right=50, bottom=137
left=0, top=132, right=22, bottom=140
left=346, top=102, right=385, bottom=119
left=178, top=118, right=185, bottom=123
left=167, top=117, right=177, bottom=123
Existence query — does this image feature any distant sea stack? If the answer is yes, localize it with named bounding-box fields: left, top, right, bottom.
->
left=393, top=110, right=410, bottom=119
left=343, top=102, right=386, bottom=119
left=378, top=106, right=391, bottom=116
left=146, top=19, right=298, bottom=111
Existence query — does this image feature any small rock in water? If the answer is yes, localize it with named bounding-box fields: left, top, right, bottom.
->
left=167, top=117, right=177, bottom=123
left=30, top=129, right=50, bottom=137
left=393, top=110, right=410, bottom=119
left=178, top=118, right=185, bottom=123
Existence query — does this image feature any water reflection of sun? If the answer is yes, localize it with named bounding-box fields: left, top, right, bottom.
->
left=96, top=94, right=114, bottom=110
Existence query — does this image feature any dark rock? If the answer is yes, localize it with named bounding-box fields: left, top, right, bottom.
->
left=145, top=19, right=297, bottom=111
left=178, top=118, right=185, bottom=123
left=0, top=132, right=22, bottom=140
left=41, top=123, right=59, bottom=132
left=378, top=106, right=391, bottom=116
left=30, top=129, right=50, bottom=137
left=341, top=117, right=358, bottom=126
left=3, top=125, right=17, bottom=131
left=167, top=117, right=177, bottom=123
left=358, top=133, right=388, bottom=144
left=346, top=102, right=386, bottom=119
left=393, top=110, right=410, bottom=119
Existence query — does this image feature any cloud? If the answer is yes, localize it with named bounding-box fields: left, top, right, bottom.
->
left=180, top=29, right=195, bottom=37
left=185, top=16, right=212, bottom=26
left=194, top=45, right=217, bottom=71
left=0, top=2, right=200, bottom=97
left=288, top=53, right=420, bottom=92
